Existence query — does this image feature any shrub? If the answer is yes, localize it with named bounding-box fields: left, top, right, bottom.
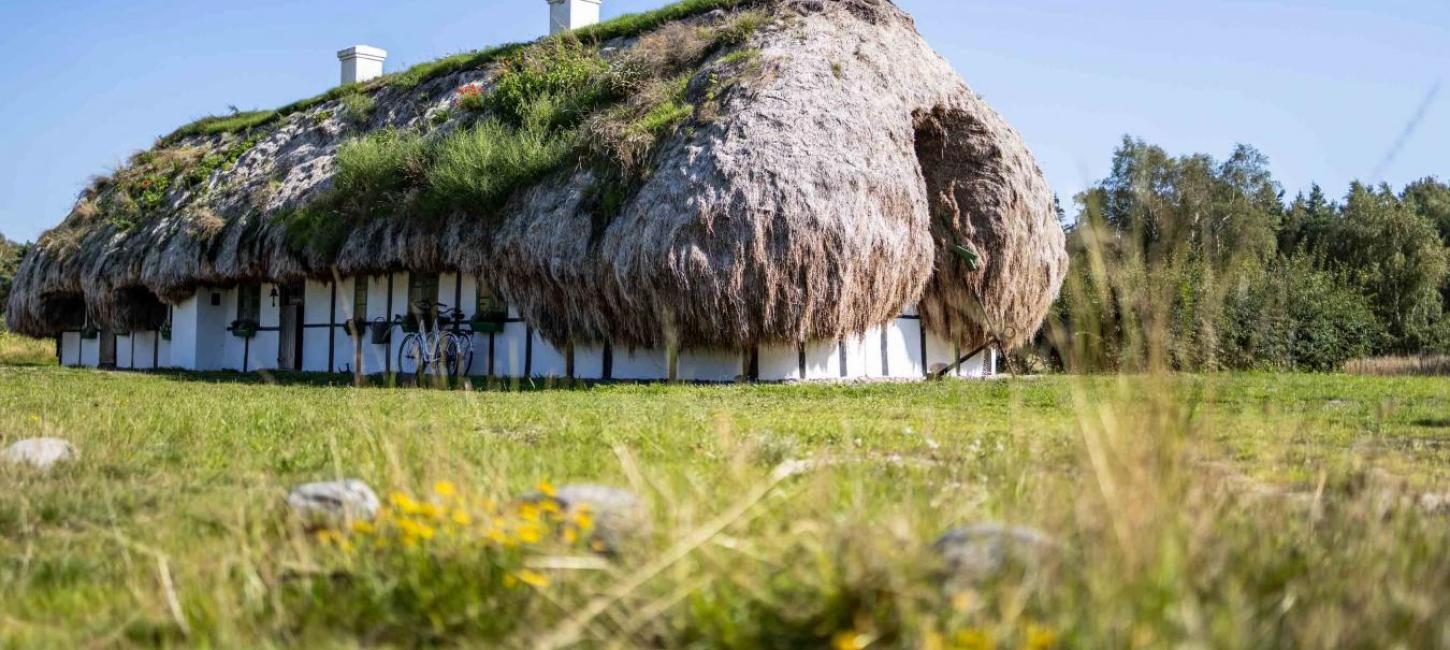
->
left=485, top=39, right=611, bottom=129
left=427, top=119, right=574, bottom=217
left=715, top=9, right=771, bottom=45
left=341, top=92, right=376, bottom=128
left=584, top=75, right=693, bottom=173
left=333, top=129, right=430, bottom=218
left=451, top=84, right=486, bottom=113
left=1219, top=259, right=1383, bottom=371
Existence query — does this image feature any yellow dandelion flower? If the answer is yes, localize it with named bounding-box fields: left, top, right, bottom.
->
left=950, top=629, right=993, bottom=650
left=516, top=569, right=549, bottom=588
left=433, top=480, right=458, bottom=498
left=518, top=503, right=541, bottom=522
left=503, top=574, right=518, bottom=588
left=419, top=502, right=444, bottom=520
left=923, top=632, right=945, bottom=650
left=573, top=511, right=595, bottom=531
left=487, top=529, right=508, bottom=544
left=389, top=492, right=421, bottom=514
left=563, top=526, right=579, bottom=544
left=398, top=518, right=437, bottom=541
left=537, top=480, right=556, bottom=497
left=832, top=631, right=867, bottom=650
left=516, top=523, right=543, bottom=544
left=450, top=510, right=472, bottom=526
left=1024, top=624, right=1058, bottom=650
left=540, top=499, right=562, bottom=515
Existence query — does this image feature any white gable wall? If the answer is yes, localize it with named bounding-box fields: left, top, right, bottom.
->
left=59, top=332, right=81, bottom=366
left=676, top=348, right=743, bottom=382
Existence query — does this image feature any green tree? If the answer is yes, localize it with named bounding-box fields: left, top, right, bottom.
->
left=1325, top=183, right=1449, bottom=353
left=1093, top=137, right=1280, bottom=270
left=1278, top=184, right=1335, bottom=254
left=0, top=233, right=22, bottom=326
left=1402, top=177, right=1450, bottom=246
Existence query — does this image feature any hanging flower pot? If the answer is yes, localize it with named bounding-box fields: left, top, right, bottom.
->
left=80, top=325, right=100, bottom=340
left=229, top=319, right=259, bottom=339
left=398, top=313, right=420, bottom=334
left=344, top=316, right=369, bottom=338
left=369, top=320, right=392, bottom=345
left=160, top=325, right=172, bottom=341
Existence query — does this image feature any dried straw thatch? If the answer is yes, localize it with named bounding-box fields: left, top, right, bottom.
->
left=7, top=0, right=1066, bottom=353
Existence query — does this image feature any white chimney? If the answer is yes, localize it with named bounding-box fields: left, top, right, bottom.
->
left=548, top=0, right=602, bottom=35
left=337, top=45, right=388, bottom=85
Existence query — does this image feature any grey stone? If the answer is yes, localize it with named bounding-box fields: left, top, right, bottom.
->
left=933, top=523, right=1057, bottom=586
left=523, top=483, right=648, bottom=555
left=2, top=438, right=76, bottom=471
left=286, top=479, right=381, bottom=527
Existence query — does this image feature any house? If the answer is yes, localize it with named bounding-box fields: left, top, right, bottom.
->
left=8, top=0, right=1068, bottom=382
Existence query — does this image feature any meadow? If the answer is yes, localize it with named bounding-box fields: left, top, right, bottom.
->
left=3, top=355, right=1450, bottom=648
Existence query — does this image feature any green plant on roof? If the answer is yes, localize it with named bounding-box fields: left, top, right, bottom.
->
left=342, top=92, right=377, bottom=128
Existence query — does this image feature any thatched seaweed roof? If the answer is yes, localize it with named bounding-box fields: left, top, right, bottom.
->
left=7, top=0, right=1067, bottom=352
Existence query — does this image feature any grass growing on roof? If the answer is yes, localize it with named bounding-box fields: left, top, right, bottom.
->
left=281, top=7, right=769, bottom=254
left=331, top=128, right=430, bottom=217
left=427, top=118, right=574, bottom=216
left=156, top=0, right=762, bottom=146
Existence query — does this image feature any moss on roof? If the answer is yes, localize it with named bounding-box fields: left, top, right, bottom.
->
left=159, top=0, right=755, bottom=146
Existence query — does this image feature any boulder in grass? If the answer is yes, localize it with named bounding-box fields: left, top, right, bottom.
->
left=522, top=483, right=648, bottom=555
left=287, top=479, right=381, bottom=528
left=2, top=437, right=76, bottom=471
left=932, top=523, right=1058, bottom=587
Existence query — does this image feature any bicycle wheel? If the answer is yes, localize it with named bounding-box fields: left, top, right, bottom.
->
left=438, top=335, right=463, bottom=379
left=398, top=333, right=426, bottom=382
left=453, top=333, right=474, bottom=378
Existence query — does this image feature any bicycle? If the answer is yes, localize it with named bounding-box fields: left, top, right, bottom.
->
left=397, top=301, right=474, bottom=381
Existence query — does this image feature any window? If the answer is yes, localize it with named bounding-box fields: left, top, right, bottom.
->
left=237, top=284, right=262, bottom=323
left=408, top=273, right=440, bottom=323
left=353, top=278, right=369, bottom=320
left=476, top=282, right=506, bottom=317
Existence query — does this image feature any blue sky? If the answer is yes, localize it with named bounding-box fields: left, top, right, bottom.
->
left=0, top=0, right=1445, bottom=242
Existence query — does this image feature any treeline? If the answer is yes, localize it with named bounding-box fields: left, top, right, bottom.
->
left=1043, top=137, right=1450, bottom=372
left=0, top=234, right=22, bottom=326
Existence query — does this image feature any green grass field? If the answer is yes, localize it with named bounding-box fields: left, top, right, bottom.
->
left=3, top=363, right=1450, bottom=648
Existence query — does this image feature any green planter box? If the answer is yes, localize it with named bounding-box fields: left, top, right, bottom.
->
left=476, top=308, right=508, bottom=323
left=230, top=320, right=259, bottom=339
left=471, top=320, right=505, bottom=334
